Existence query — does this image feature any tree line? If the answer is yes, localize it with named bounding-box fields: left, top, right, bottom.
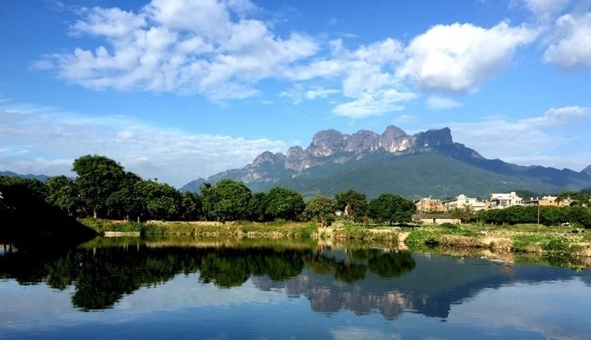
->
left=4, top=154, right=589, bottom=228
left=0, top=155, right=417, bottom=226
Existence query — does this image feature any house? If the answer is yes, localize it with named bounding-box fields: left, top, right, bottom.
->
left=523, top=196, right=559, bottom=207
left=415, top=197, right=445, bottom=213
left=489, top=191, right=522, bottom=209
left=444, top=194, right=487, bottom=212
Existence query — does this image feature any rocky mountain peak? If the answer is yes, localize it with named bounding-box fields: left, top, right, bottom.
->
left=193, top=125, right=479, bottom=186
left=412, top=127, right=453, bottom=149
left=379, top=125, right=410, bottom=152
left=307, top=129, right=346, bottom=157
left=285, top=146, right=307, bottom=171
left=582, top=164, right=591, bottom=177
left=251, top=151, right=284, bottom=167
left=345, top=130, right=380, bottom=152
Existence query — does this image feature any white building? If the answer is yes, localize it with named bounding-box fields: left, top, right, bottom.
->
left=444, top=194, right=487, bottom=212
left=489, top=191, right=522, bottom=209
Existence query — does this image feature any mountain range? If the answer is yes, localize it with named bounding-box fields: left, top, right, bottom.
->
left=181, top=126, right=591, bottom=199
left=0, top=171, right=49, bottom=182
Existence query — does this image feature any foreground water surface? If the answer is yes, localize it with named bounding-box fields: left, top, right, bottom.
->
left=1, top=237, right=591, bottom=339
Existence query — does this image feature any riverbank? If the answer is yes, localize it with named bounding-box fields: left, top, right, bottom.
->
left=79, top=218, right=591, bottom=258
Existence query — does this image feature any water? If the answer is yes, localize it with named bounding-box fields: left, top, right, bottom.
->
left=1, top=237, right=591, bottom=339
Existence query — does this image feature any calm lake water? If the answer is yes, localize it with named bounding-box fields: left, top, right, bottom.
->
left=2, top=237, right=591, bottom=339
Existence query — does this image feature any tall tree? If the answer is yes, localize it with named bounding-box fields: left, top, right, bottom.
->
left=46, top=175, right=81, bottom=217
left=265, top=187, right=305, bottom=221
left=140, top=180, right=182, bottom=221
left=335, top=189, right=368, bottom=222
left=72, top=155, right=125, bottom=218
left=368, top=193, right=415, bottom=226
left=180, top=191, right=202, bottom=221
left=106, top=172, right=143, bottom=221
left=304, top=196, right=336, bottom=227
left=200, top=179, right=252, bottom=222
left=247, top=192, right=269, bottom=222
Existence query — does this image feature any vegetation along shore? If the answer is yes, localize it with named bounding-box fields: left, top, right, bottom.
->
left=2, top=154, right=591, bottom=266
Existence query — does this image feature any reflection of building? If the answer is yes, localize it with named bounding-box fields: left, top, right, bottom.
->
left=523, top=196, right=558, bottom=207
left=415, top=197, right=445, bottom=213
left=444, top=194, right=486, bottom=212
left=489, top=192, right=522, bottom=209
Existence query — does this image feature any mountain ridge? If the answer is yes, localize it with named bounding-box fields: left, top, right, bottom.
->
left=181, top=125, right=591, bottom=198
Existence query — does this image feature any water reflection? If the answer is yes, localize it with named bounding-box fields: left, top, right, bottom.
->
left=0, top=237, right=416, bottom=311
left=2, top=236, right=591, bottom=339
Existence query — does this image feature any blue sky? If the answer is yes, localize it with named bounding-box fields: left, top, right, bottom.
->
left=1, top=0, right=590, bottom=187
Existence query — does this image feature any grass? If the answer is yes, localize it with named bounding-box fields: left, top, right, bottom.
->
left=79, top=218, right=591, bottom=258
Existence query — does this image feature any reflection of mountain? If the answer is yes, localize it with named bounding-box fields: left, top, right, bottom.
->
left=1, top=239, right=588, bottom=317
left=253, top=252, right=588, bottom=319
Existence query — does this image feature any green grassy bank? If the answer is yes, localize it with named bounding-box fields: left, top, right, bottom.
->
left=80, top=218, right=591, bottom=258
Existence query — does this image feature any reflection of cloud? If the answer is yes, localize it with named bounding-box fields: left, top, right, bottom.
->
left=447, top=279, right=591, bottom=340
left=331, top=327, right=401, bottom=340
left=0, top=275, right=287, bottom=333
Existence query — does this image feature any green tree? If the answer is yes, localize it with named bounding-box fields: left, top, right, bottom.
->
left=368, top=193, right=415, bottom=226
left=557, top=191, right=591, bottom=207
left=72, top=155, right=125, bottom=218
left=304, top=196, right=336, bottom=227
left=180, top=191, right=202, bottom=221
left=106, top=172, right=144, bottom=221
left=265, top=187, right=305, bottom=221
left=247, top=192, right=269, bottom=222
left=200, top=180, right=252, bottom=222
left=140, top=180, right=182, bottom=221
left=46, top=175, right=81, bottom=217
left=334, top=189, right=368, bottom=222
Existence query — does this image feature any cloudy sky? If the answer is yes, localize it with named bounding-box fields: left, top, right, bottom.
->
left=1, top=0, right=590, bottom=187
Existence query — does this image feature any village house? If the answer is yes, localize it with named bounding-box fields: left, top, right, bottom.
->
left=444, top=194, right=487, bottom=212
left=489, top=191, right=523, bottom=209
left=522, top=196, right=559, bottom=207
left=414, top=197, right=445, bottom=213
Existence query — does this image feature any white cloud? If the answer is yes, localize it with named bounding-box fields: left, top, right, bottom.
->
left=449, top=106, right=591, bottom=171
left=543, top=13, right=591, bottom=68
left=286, top=38, right=416, bottom=118
left=398, top=22, right=537, bottom=93
left=426, top=96, right=462, bottom=110
left=517, top=0, right=571, bottom=21
left=0, top=101, right=287, bottom=186
left=333, top=90, right=416, bottom=118
left=39, top=0, right=318, bottom=100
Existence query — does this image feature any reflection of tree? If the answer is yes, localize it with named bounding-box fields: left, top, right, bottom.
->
left=199, top=252, right=250, bottom=288
left=303, top=249, right=416, bottom=283
left=1, top=241, right=419, bottom=312
left=368, top=251, right=416, bottom=278
left=199, top=248, right=304, bottom=287
left=304, top=254, right=333, bottom=275
left=335, top=262, right=367, bottom=283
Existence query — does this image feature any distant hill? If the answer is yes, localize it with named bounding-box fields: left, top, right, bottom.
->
left=0, top=171, right=49, bottom=182
left=181, top=126, right=591, bottom=199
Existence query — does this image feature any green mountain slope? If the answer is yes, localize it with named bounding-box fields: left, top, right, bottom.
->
left=247, top=152, right=577, bottom=199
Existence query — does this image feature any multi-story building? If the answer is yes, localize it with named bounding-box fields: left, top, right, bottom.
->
left=444, top=194, right=487, bottom=212
left=489, top=192, right=523, bottom=209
